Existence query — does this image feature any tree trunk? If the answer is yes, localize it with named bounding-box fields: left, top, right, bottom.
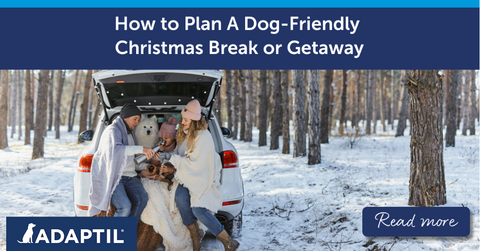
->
left=380, top=71, right=388, bottom=132
left=232, top=70, right=239, bottom=140
left=396, top=70, right=410, bottom=137
left=281, top=70, right=290, bottom=154
left=10, top=71, right=17, bottom=138
left=215, top=72, right=223, bottom=128
left=469, top=70, right=477, bottom=135
left=308, top=70, right=321, bottom=165
left=446, top=70, right=460, bottom=147
left=292, top=70, right=306, bottom=156
left=462, top=70, right=469, bottom=136
left=366, top=70, right=373, bottom=135
left=258, top=70, right=268, bottom=146
left=456, top=73, right=462, bottom=130
left=32, top=70, right=50, bottom=160
left=380, top=71, right=387, bottom=132
left=0, top=70, right=9, bottom=149
left=320, top=70, right=332, bottom=143
left=239, top=70, right=246, bottom=141
left=55, top=70, right=65, bottom=139
left=24, top=70, right=31, bottom=145
left=390, top=70, right=394, bottom=127
left=225, top=70, right=233, bottom=138
left=270, top=70, right=282, bottom=150
left=17, top=71, right=23, bottom=140
left=90, top=100, right=102, bottom=130
left=407, top=70, right=446, bottom=207
left=444, top=70, right=450, bottom=127
left=87, top=84, right=94, bottom=130
left=78, top=70, right=92, bottom=143
left=47, top=71, right=54, bottom=131
left=355, top=70, right=362, bottom=128
left=30, top=70, right=35, bottom=131
left=338, top=70, right=348, bottom=135
left=244, top=70, right=253, bottom=142
left=372, top=70, right=377, bottom=134
left=68, top=70, right=80, bottom=132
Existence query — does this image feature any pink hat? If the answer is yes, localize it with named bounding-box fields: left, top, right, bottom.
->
left=181, top=100, right=201, bottom=121
left=158, top=117, right=178, bottom=139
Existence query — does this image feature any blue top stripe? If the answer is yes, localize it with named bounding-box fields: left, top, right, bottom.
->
left=1, top=0, right=478, bottom=8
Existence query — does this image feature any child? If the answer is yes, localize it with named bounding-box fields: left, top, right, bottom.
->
left=141, top=116, right=177, bottom=181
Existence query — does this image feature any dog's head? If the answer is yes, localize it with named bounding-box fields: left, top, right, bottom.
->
left=28, top=223, right=36, bottom=228
left=138, top=115, right=158, bottom=136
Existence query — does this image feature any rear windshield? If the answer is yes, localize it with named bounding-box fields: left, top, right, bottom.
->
left=106, top=82, right=212, bottom=105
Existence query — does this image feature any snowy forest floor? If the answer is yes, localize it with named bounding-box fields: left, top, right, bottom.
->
left=0, top=123, right=478, bottom=251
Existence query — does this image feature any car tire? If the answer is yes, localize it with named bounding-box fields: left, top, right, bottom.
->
left=225, top=211, right=242, bottom=238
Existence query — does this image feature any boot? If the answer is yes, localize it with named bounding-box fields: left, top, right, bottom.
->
left=216, top=229, right=239, bottom=251
left=186, top=222, right=202, bottom=251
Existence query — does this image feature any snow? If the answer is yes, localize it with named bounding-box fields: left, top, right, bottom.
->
left=0, top=122, right=479, bottom=251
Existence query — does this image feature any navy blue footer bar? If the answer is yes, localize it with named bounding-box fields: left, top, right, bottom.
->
left=7, top=217, right=137, bottom=251
left=362, top=207, right=470, bottom=237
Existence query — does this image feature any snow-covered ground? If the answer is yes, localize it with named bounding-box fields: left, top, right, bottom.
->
left=0, top=122, right=478, bottom=251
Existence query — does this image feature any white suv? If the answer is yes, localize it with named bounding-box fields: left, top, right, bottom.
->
left=74, top=70, right=244, bottom=237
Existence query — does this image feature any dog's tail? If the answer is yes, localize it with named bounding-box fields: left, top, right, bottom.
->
left=17, top=240, right=25, bottom=243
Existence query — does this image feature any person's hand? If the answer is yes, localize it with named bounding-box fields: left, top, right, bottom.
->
left=143, top=147, right=159, bottom=160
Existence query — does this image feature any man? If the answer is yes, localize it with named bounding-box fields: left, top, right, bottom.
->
left=88, top=103, right=157, bottom=222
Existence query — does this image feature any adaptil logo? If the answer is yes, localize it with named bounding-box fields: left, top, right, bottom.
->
left=16, top=222, right=125, bottom=244
left=8, top=217, right=136, bottom=251
left=17, top=223, right=36, bottom=243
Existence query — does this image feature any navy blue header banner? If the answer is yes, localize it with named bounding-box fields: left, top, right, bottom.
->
left=0, top=8, right=478, bottom=69
left=7, top=217, right=137, bottom=251
left=362, top=207, right=471, bottom=237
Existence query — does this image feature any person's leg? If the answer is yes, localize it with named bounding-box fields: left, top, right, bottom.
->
left=111, top=176, right=131, bottom=217
left=175, top=184, right=202, bottom=251
left=191, top=207, right=224, bottom=236
left=174, top=184, right=197, bottom=226
left=124, top=176, right=149, bottom=223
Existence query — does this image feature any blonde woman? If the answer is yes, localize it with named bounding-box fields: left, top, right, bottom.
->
left=161, top=99, right=239, bottom=251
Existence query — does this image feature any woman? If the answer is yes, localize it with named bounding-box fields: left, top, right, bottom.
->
left=137, top=116, right=204, bottom=251
left=162, top=99, right=239, bottom=251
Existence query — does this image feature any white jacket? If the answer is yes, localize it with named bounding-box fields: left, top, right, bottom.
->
left=169, top=130, right=223, bottom=213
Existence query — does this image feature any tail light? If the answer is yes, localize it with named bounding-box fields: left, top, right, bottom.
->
left=77, top=205, right=89, bottom=210
left=78, top=154, right=94, bottom=172
left=223, top=150, right=238, bottom=168
left=222, top=199, right=242, bottom=206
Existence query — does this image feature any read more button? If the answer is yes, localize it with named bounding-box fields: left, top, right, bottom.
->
left=362, top=207, right=470, bottom=237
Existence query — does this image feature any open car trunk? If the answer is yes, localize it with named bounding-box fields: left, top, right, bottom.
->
left=93, top=70, right=223, bottom=121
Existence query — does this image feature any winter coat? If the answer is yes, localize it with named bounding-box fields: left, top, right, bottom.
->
left=169, top=129, right=223, bottom=213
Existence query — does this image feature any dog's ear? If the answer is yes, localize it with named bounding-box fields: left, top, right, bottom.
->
left=151, top=115, right=157, bottom=121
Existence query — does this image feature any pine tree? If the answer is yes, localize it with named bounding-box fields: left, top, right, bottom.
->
left=307, top=70, right=321, bottom=165
left=32, top=70, right=50, bottom=159
left=270, top=70, right=282, bottom=150
left=446, top=70, right=460, bottom=147
left=258, top=70, right=268, bottom=146
left=0, top=70, right=9, bottom=149
left=320, top=70, right=333, bottom=143
left=281, top=70, right=290, bottom=154
left=407, top=70, right=446, bottom=206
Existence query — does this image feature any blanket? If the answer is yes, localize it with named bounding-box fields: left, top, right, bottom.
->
left=169, top=130, right=223, bottom=213
left=88, top=117, right=130, bottom=216
left=141, top=178, right=207, bottom=251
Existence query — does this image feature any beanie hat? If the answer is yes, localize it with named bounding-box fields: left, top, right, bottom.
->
left=120, top=103, right=141, bottom=119
left=158, top=117, right=178, bottom=139
left=181, top=100, right=201, bottom=121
